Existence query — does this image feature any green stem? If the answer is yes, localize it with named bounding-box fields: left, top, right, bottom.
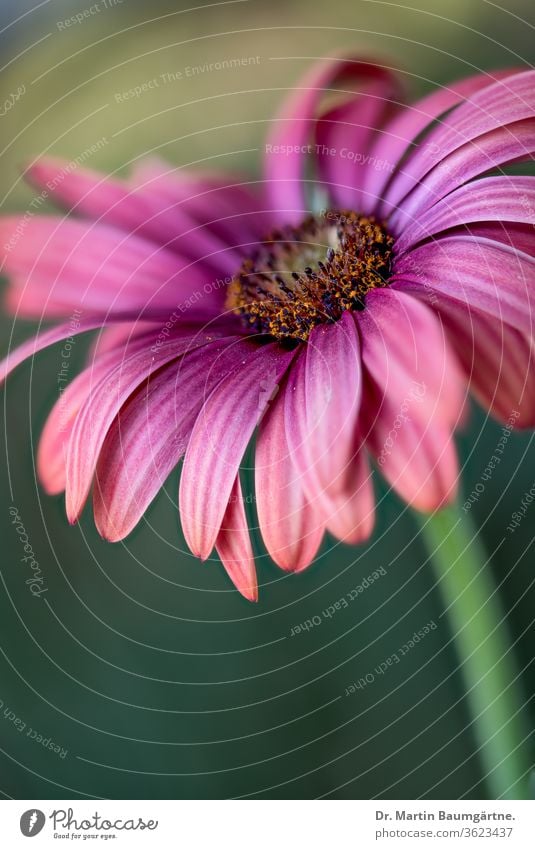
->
left=416, top=503, right=531, bottom=799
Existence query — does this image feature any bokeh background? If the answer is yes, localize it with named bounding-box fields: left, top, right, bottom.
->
left=1, top=0, right=534, bottom=800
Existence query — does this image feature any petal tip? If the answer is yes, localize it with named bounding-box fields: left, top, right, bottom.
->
left=240, top=584, right=259, bottom=603
left=65, top=494, right=82, bottom=527
left=274, top=555, right=313, bottom=574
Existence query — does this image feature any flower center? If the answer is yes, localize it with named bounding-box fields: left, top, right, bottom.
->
left=226, top=210, right=394, bottom=342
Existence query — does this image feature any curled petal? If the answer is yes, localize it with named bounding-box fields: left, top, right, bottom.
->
left=264, top=54, right=402, bottom=223
left=315, top=78, right=401, bottom=211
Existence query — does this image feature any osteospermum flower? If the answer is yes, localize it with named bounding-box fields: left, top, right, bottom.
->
left=2, top=55, right=535, bottom=601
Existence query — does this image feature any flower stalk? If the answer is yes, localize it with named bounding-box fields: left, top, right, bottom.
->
left=417, top=503, right=531, bottom=799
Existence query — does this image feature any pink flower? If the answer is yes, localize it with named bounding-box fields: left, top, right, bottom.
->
left=2, top=55, right=534, bottom=601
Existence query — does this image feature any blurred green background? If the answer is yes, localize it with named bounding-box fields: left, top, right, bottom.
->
left=1, top=0, right=534, bottom=800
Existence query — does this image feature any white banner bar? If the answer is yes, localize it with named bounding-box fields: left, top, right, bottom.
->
left=1, top=799, right=534, bottom=847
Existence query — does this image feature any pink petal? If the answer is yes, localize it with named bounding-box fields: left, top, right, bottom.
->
left=87, top=321, right=161, bottom=360
left=26, top=158, right=252, bottom=275
left=179, top=342, right=296, bottom=560
left=452, top=222, right=535, bottom=258
left=357, top=288, right=466, bottom=428
left=384, top=70, right=535, bottom=216
left=303, top=312, right=363, bottom=497
left=323, top=448, right=375, bottom=545
left=129, top=157, right=269, bottom=245
left=367, top=402, right=459, bottom=511
left=92, top=337, right=255, bottom=541
left=0, top=216, right=222, bottom=319
left=215, top=476, right=258, bottom=602
left=66, top=330, right=237, bottom=523
left=357, top=289, right=464, bottom=511
left=0, top=313, right=138, bottom=383
left=394, top=236, right=535, bottom=337
left=283, top=338, right=375, bottom=545
left=394, top=175, right=535, bottom=253
left=37, top=321, right=180, bottom=494
left=438, top=299, right=535, bottom=428
left=37, top=344, right=131, bottom=494
left=389, top=118, right=535, bottom=226
left=256, top=378, right=324, bottom=572
left=363, top=68, right=518, bottom=214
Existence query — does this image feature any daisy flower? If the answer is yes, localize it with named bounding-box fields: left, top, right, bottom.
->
left=2, top=55, right=534, bottom=601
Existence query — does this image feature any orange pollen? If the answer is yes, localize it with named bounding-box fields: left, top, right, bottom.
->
left=226, top=210, right=394, bottom=342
